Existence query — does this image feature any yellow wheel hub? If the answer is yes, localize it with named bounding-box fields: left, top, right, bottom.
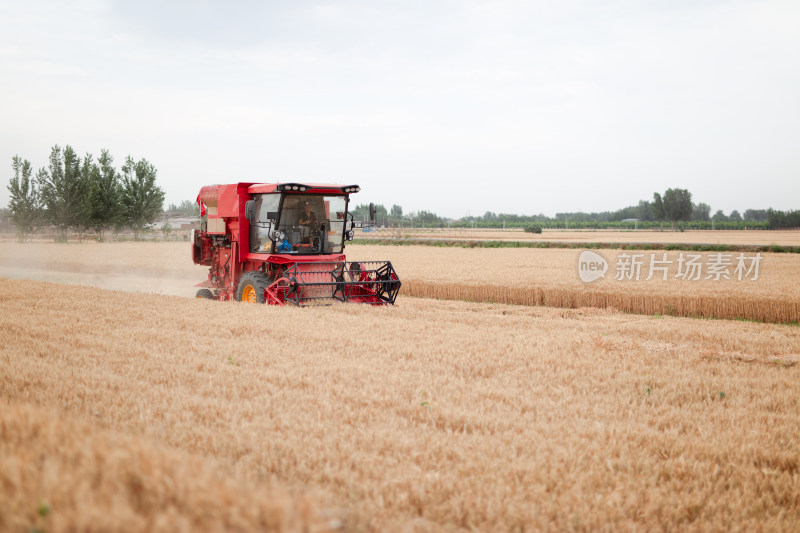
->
left=242, top=285, right=257, bottom=303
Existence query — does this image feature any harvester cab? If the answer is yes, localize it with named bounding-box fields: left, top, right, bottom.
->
left=192, top=182, right=400, bottom=305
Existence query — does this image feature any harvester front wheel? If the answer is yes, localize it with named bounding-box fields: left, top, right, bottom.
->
left=236, top=271, right=270, bottom=303
left=196, top=289, right=214, bottom=299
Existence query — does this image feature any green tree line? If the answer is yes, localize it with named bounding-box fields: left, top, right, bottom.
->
left=6, top=145, right=164, bottom=241
left=166, top=199, right=200, bottom=216
left=354, top=187, right=798, bottom=230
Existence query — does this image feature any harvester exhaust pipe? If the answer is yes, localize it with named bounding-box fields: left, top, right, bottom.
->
left=369, top=202, right=377, bottom=224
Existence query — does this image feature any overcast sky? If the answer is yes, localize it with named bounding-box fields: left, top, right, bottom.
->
left=1, top=0, right=798, bottom=218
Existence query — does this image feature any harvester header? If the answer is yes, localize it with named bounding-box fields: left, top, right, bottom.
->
left=191, top=182, right=400, bottom=305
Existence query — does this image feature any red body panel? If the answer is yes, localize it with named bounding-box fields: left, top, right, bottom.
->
left=244, top=253, right=346, bottom=265
left=216, top=184, right=241, bottom=217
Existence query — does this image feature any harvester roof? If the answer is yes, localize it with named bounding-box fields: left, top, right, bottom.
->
left=247, top=182, right=360, bottom=194
left=198, top=182, right=360, bottom=208
left=197, top=182, right=360, bottom=217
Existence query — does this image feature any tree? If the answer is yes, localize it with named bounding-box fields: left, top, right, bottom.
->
left=351, top=203, right=388, bottom=224
left=38, top=145, right=89, bottom=239
left=120, top=156, right=165, bottom=239
left=729, top=210, right=742, bottom=222
left=390, top=204, right=403, bottom=220
left=167, top=199, right=199, bottom=216
left=407, top=209, right=444, bottom=227
left=373, top=204, right=388, bottom=225
left=712, top=209, right=727, bottom=222
left=767, top=209, right=800, bottom=229
left=636, top=200, right=653, bottom=221
left=651, top=193, right=665, bottom=230
left=691, top=202, right=711, bottom=222
left=88, top=149, right=121, bottom=240
left=662, top=188, right=692, bottom=230
left=75, top=153, right=96, bottom=241
left=743, top=209, right=768, bottom=222
left=7, top=155, right=42, bottom=241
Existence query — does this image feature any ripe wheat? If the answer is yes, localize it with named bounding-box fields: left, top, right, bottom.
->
left=349, top=245, right=800, bottom=323
left=1, top=278, right=799, bottom=531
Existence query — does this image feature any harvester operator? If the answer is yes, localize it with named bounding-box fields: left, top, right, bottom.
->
left=298, top=201, right=318, bottom=227
left=297, top=201, right=318, bottom=243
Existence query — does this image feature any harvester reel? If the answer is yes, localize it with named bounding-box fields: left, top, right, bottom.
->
left=287, top=276, right=301, bottom=297
left=379, top=272, right=400, bottom=296
left=349, top=262, right=363, bottom=280
left=282, top=261, right=401, bottom=305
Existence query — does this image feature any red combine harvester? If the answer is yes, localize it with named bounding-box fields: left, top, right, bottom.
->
left=191, top=182, right=401, bottom=305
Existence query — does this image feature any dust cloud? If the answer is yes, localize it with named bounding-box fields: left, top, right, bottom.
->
left=0, top=240, right=206, bottom=297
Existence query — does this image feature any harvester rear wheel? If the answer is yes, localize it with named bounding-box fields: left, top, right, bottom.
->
left=236, top=271, right=270, bottom=303
left=196, top=289, right=213, bottom=299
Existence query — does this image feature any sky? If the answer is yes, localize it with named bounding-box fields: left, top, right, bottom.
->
left=1, top=0, right=798, bottom=219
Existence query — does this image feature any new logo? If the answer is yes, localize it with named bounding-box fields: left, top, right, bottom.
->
left=577, top=250, right=608, bottom=283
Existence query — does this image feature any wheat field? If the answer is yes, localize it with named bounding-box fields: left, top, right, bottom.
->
left=0, top=242, right=797, bottom=322
left=1, top=276, right=799, bottom=531
left=360, top=228, right=800, bottom=246
left=348, top=245, right=800, bottom=323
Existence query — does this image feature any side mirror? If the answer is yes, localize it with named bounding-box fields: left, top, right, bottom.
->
left=245, top=200, right=256, bottom=222
left=346, top=230, right=355, bottom=241
left=369, top=202, right=377, bottom=223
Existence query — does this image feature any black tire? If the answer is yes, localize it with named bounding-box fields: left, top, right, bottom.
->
left=236, top=271, right=270, bottom=303
left=196, top=289, right=214, bottom=300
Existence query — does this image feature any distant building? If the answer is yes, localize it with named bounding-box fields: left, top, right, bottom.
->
left=162, top=215, right=200, bottom=230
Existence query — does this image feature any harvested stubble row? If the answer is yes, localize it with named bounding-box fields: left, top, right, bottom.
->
left=403, top=281, right=800, bottom=323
